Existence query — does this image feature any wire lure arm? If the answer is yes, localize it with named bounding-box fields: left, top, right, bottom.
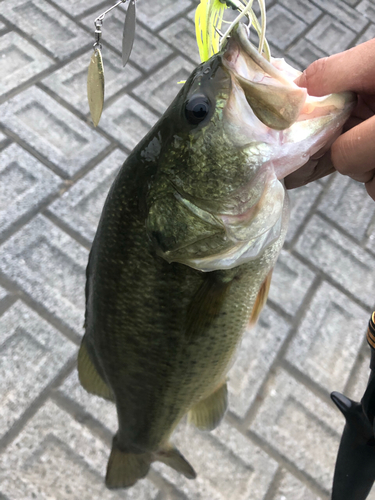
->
left=87, top=0, right=137, bottom=127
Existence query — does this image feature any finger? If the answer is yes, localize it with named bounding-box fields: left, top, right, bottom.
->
left=366, top=176, right=375, bottom=201
left=294, top=38, right=375, bottom=96
left=331, top=114, right=375, bottom=178
left=284, top=151, right=335, bottom=189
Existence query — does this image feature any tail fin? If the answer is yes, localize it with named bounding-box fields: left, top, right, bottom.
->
left=105, top=437, right=196, bottom=489
left=105, top=437, right=151, bottom=489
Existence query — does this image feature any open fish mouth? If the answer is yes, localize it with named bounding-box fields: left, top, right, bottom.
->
left=222, top=23, right=356, bottom=180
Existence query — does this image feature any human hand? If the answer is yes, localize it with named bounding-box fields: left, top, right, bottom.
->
left=284, top=39, right=375, bottom=201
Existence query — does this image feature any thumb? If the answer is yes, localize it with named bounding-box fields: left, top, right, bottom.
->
left=295, top=39, right=375, bottom=96
left=294, top=57, right=330, bottom=97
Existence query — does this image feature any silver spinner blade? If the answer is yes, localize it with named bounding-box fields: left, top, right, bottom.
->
left=122, top=0, right=136, bottom=67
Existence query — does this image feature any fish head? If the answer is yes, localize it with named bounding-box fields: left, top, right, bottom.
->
left=146, top=23, right=356, bottom=271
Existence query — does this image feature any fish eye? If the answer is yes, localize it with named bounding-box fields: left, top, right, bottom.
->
left=185, top=95, right=211, bottom=125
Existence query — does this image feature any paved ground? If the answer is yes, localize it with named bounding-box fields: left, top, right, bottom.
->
left=1, top=0, right=375, bottom=498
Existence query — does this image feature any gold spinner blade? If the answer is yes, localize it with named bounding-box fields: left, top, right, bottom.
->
left=87, top=47, right=105, bottom=127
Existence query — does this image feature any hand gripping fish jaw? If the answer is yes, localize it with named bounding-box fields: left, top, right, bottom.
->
left=330, top=313, right=375, bottom=500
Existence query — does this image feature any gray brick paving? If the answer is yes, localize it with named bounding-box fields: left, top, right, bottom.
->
left=57, top=370, right=118, bottom=434
left=159, top=18, right=201, bottom=65
left=0, top=401, right=158, bottom=500
left=311, top=0, right=368, bottom=31
left=136, top=0, right=194, bottom=31
left=98, top=94, right=159, bottom=150
left=285, top=282, right=369, bottom=392
left=251, top=368, right=342, bottom=492
left=228, top=305, right=291, bottom=419
left=0, top=300, right=76, bottom=438
left=366, top=218, right=375, bottom=255
left=343, top=0, right=360, bottom=7
left=272, top=471, right=324, bottom=499
left=269, top=250, right=316, bottom=316
left=0, top=143, right=62, bottom=239
left=279, top=0, right=322, bottom=23
left=286, top=38, right=327, bottom=69
left=0, top=286, right=7, bottom=302
left=49, top=0, right=106, bottom=17
left=155, top=420, right=278, bottom=500
left=346, top=345, right=372, bottom=400
left=133, top=56, right=196, bottom=114
left=48, top=149, right=126, bottom=243
left=0, top=215, right=88, bottom=335
left=295, top=214, right=375, bottom=308
left=318, top=176, right=375, bottom=241
left=285, top=182, right=323, bottom=244
left=266, top=5, right=308, bottom=51
left=306, top=15, right=357, bottom=54
left=1, top=1, right=375, bottom=499
left=356, top=0, right=375, bottom=19
left=0, top=31, right=54, bottom=98
left=1, top=0, right=90, bottom=61
left=0, top=132, right=7, bottom=144
left=357, top=22, right=375, bottom=43
left=0, top=86, right=110, bottom=177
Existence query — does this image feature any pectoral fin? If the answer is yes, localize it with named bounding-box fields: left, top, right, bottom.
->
left=188, top=382, right=228, bottom=431
left=77, top=336, right=114, bottom=401
left=185, top=274, right=232, bottom=341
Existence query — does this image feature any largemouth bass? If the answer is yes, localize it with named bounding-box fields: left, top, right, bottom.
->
left=78, top=23, right=355, bottom=489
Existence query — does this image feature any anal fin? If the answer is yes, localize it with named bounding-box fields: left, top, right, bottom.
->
left=156, top=446, right=196, bottom=479
left=77, top=336, right=114, bottom=401
left=188, top=382, right=228, bottom=431
left=249, top=269, right=273, bottom=327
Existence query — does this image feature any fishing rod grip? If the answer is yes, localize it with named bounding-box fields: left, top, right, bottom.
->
left=367, top=312, right=375, bottom=371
